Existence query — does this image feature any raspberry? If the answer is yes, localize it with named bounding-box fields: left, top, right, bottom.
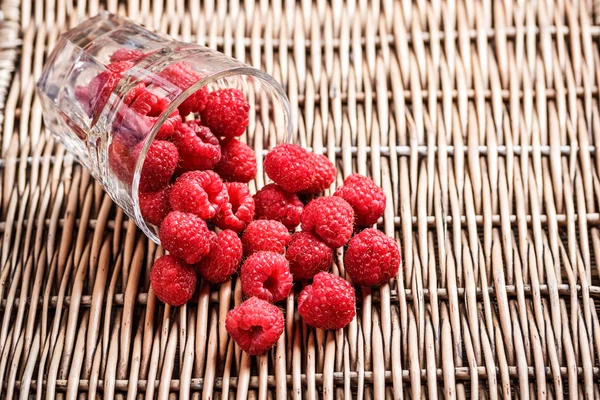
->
left=197, top=230, right=243, bottom=283
left=159, top=62, right=209, bottom=116
left=300, top=196, right=354, bottom=248
left=108, top=135, right=135, bottom=183
left=110, top=48, right=145, bottom=62
left=334, top=174, right=386, bottom=227
left=344, top=228, right=400, bottom=286
left=214, top=182, right=255, bottom=232
left=138, top=140, right=179, bottom=192
left=264, top=144, right=314, bottom=193
left=150, top=255, right=197, bottom=306
left=213, top=139, right=257, bottom=183
left=241, top=220, right=291, bottom=256
left=301, top=153, right=336, bottom=194
left=87, top=60, right=134, bottom=123
left=253, top=184, right=303, bottom=230
left=240, top=251, right=293, bottom=303
left=139, top=185, right=172, bottom=226
left=200, top=89, right=250, bottom=138
left=286, top=232, right=333, bottom=279
left=159, top=211, right=211, bottom=264
left=170, top=171, right=229, bottom=220
left=225, top=297, right=284, bottom=355
left=297, top=272, right=355, bottom=330
left=171, top=121, right=221, bottom=172
left=122, top=88, right=182, bottom=141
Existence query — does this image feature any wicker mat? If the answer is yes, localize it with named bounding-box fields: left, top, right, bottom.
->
left=1, top=0, right=600, bottom=398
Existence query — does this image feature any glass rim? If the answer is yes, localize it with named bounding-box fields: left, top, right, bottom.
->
left=131, top=65, right=292, bottom=243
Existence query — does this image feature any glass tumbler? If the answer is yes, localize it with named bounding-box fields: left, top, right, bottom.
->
left=37, top=12, right=291, bottom=243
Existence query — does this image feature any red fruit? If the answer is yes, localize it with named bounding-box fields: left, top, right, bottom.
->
left=197, top=230, right=243, bottom=283
left=241, top=220, right=291, bottom=256
left=286, top=232, right=333, bottom=279
left=334, top=174, right=386, bottom=227
left=109, top=136, right=135, bottom=183
left=297, top=272, right=355, bottom=330
left=150, top=255, right=197, bottom=306
left=123, top=88, right=182, bottom=140
left=110, top=48, right=145, bottom=62
left=171, top=121, right=221, bottom=172
left=253, top=184, right=303, bottom=229
left=264, top=144, right=314, bottom=193
left=87, top=61, right=134, bottom=123
left=139, top=186, right=172, bottom=226
left=225, top=297, right=284, bottom=355
left=138, top=140, right=179, bottom=192
left=159, top=211, right=211, bottom=264
left=200, top=89, right=250, bottom=138
left=170, top=170, right=229, bottom=220
left=213, top=139, right=257, bottom=183
left=300, top=196, right=354, bottom=248
left=159, top=62, right=209, bottom=116
left=301, top=153, right=336, bottom=193
left=240, top=251, right=293, bottom=303
left=344, top=228, right=400, bottom=286
left=214, top=182, right=255, bottom=232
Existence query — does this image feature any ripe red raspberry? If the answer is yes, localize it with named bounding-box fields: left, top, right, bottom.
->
left=300, top=196, right=354, bottom=248
left=241, top=220, right=291, bottom=256
left=159, top=211, right=211, bottom=264
left=214, top=182, right=255, bottom=232
left=170, top=171, right=229, bottom=220
left=139, top=186, right=172, bottom=226
left=122, top=88, right=182, bottom=141
left=301, top=153, right=336, bottom=194
left=197, top=230, right=243, bottom=283
left=172, top=121, right=221, bottom=172
left=286, top=232, right=333, bottom=279
left=200, top=89, right=250, bottom=138
left=253, top=184, right=303, bottom=230
left=264, top=144, right=314, bottom=193
left=240, top=251, right=293, bottom=303
left=108, top=135, right=135, bottom=183
left=297, top=272, right=356, bottom=330
left=225, top=297, right=284, bottom=355
left=344, top=228, right=400, bottom=286
left=150, top=255, right=197, bottom=306
left=159, top=62, right=209, bottom=116
left=86, top=61, right=134, bottom=122
left=334, top=174, right=386, bottom=227
left=110, top=48, right=145, bottom=62
left=138, top=140, right=179, bottom=192
left=213, top=139, right=257, bottom=183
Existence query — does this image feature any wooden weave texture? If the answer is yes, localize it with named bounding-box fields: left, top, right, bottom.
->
left=1, top=0, right=600, bottom=398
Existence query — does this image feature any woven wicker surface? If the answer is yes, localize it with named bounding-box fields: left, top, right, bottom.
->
left=1, top=0, right=600, bottom=398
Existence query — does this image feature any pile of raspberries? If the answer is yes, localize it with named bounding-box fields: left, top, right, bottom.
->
left=83, top=50, right=401, bottom=356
